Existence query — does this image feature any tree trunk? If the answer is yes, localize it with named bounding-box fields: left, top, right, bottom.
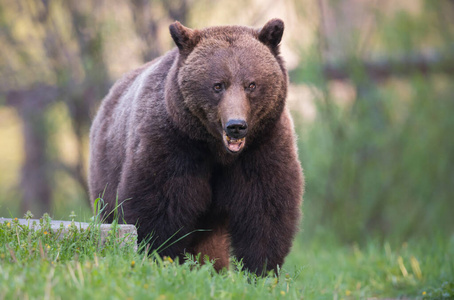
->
left=7, top=85, right=58, bottom=216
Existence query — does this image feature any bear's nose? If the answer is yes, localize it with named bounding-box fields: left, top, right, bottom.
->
left=225, top=119, right=248, bottom=139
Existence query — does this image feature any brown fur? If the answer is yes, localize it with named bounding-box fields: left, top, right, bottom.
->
left=89, top=19, right=304, bottom=275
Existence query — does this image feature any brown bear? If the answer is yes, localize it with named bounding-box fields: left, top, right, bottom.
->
left=89, top=19, right=304, bottom=275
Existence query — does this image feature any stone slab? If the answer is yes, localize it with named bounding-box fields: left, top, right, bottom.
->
left=0, top=218, right=138, bottom=251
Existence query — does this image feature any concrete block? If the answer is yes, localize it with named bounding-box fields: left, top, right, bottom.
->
left=0, top=217, right=138, bottom=251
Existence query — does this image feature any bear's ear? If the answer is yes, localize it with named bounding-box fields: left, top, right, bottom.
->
left=169, top=21, right=200, bottom=56
left=258, top=18, right=284, bottom=53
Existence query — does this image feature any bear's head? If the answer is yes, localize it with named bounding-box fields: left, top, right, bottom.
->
left=169, top=19, right=287, bottom=154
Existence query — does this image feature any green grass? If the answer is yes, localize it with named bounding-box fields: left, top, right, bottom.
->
left=1, top=215, right=453, bottom=299
left=287, top=233, right=454, bottom=299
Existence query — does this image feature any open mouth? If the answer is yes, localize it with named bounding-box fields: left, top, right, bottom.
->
left=222, top=131, right=246, bottom=153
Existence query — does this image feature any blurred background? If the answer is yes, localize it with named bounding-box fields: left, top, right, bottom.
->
left=0, top=0, right=453, bottom=245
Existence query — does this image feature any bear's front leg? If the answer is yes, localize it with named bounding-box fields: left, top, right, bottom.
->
left=224, top=135, right=303, bottom=275
left=118, top=147, right=213, bottom=259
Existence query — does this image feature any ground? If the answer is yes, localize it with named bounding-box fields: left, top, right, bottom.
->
left=1, top=215, right=452, bottom=299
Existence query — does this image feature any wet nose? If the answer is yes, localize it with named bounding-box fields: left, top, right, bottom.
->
left=225, top=119, right=248, bottom=139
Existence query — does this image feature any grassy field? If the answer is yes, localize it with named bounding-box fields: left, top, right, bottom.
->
left=1, top=214, right=453, bottom=300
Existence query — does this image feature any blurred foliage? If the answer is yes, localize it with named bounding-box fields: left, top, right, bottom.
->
left=424, top=281, right=454, bottom=299
left=296, top=75, right=454, bottom=242
left=293, top=0, right=454, bottom=242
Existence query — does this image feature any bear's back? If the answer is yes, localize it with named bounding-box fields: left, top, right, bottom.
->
left=88, top=49, right=178, bottom=204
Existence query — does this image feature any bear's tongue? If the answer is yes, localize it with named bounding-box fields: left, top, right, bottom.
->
left=223, top=132, right=246, bottom=153
left=227, top=138, right=244, bottom=152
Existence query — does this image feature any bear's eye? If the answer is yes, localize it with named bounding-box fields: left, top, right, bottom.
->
left=248, top=82, right=256, bottom=91
left=213, top=83, right=223, bottom=93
